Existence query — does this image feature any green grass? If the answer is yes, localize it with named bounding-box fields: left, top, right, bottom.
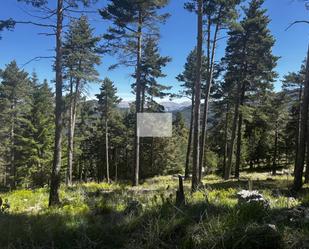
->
left=0, top=173, right=309, bottom=248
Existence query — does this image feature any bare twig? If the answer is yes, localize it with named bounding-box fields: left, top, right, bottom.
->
left=21, top=56, right=54, bottom=67
left=14, top=20, right=56, bottom=28
left=285, top=20, right=309, bottom=31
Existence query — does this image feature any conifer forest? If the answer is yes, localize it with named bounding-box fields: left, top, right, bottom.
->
left=1, top=0, right=309, bottom=248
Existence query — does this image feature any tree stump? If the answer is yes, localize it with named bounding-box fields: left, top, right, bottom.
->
left=176, top=175, right=186, bottom=206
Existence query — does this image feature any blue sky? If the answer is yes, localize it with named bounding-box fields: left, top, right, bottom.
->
left=0, top=0, right=308, bottom=101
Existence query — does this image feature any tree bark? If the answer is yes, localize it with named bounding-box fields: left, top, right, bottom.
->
left=294, top=84, right=303, bottom=173
left=49, top=0, right=64, bottom=206
left=133, top=11, right=142, bottom=186
left=293, top=45, right=309, bottom=191
left=225, top=84, right=241, bottom=180
left=105, top=118, right=110, bottom=183
left=199, top=8, right=222, bottom=183
left=10, top=102, right=16, bottom=189
left=234, top=84, right=245, bottom=178
left=191, top=0, right=203, bottom=192
left=223, top=102, right=230, bottom=177
left=272, top=121, right=278, bottom=175
left=184, top=93, right=194, bottom=180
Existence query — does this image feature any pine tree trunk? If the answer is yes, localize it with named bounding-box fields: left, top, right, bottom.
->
left=305, top=123, right=309, bottom=183
left=294, top=84, right=303, bottom=173
left=49, top=0, right=64, bottom=206
left=223, top=102, right=230, bottom=177
left=105, top=118, right=110, bottom=183
left=293, top=45, right=309, bottom=191
left=225, top=84, right=241, bottom=180
left=133, top=11, right=142, bottom=186
left=272, top=121, right=278, bottom=175
left=114, top=148, right=118, bottom=182
left=185, top=95, right=194, bottom=180
left=234, top=84, right=245, bottom=179
left=199, top=9, right=221, bottom=183
left=191, top=0, right=203, bottom=192
left=67, top=78, right=80, bottom=186
left=10, top=103, right=16, bottom=189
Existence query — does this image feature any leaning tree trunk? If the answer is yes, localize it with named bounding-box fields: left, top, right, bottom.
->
left=293, top=45, right=309, bottom=191
left=184, top=93, right=194, bottom=180
left=49, top=0, right=64, bottom=206
left=191, top=0, right=203, bottom=192
left=133, top=11, right=143, bottom=186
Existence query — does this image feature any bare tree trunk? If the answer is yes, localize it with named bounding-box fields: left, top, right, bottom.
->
left=225, top=84, right=241, bottom=180
left=66, top=77, right=80, bottom=186
left=294, top=84, right=303, bottom=173
left=223, top=102, right=230, bottom=177
left=272, top=121, right=278, bottom=175
left=234, top=84, right=245, bottom=179
left=185, top=94, right=194, bottom=180
left=114, top=149, right=118, bottom=182
left=199, top=8, right=222, bottom=183
left=191, top=0, right=203, bottom=192
left=133, top=11, right=142, bottom=186
left=293, top=45, right=309, bottom=191
left=105, top=118, right=110, bottom=183
left=10, top=103, right=16, bottom=189
left=49, top=0, right=64, bottom=206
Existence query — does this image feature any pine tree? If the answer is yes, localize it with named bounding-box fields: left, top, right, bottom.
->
left=138, top=37, right=171, bottom=112
left=96, top=78, right=121, bottom=183
left=223, top=0, right=278, bottom=180
left=0, top=61, right=32, bottom=188
left=176, top=48, right=208, bottom=179
left=15, top=75, right=54, bottom=187
left=63, top=15, right=101, bottom=185
left=100, top=0, right=170, bottom=186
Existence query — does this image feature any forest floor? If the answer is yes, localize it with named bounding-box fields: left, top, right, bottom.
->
left=0, top=172, right=309, bottom=249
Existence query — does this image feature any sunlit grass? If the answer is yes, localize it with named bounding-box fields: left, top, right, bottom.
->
left=0, top=174, right=309, bottom=248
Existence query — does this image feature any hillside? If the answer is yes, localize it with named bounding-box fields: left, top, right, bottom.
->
left=0, top=173, right=309, bottom=249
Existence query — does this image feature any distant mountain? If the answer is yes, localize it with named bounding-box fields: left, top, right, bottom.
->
left=117, top=100, right=191, bottom=111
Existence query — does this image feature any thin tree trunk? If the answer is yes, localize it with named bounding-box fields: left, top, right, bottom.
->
left=49, top=0, right=64, bottom=206
left=191, top=0, right=203, bottom=192
left=105, top=118, right=110, bottom=183
left=114, top=149, right=118, bottom=182
left=67, top=78, right=80, bottom=186
left=10, top=103, right=16, bottom=189
left=293, top=45, right=309, bottom=191
left=184, top=94, right=194, bottom=180
left=305, top=119, right=309, bottom=183
left=223, top=102, right=230, bottom=177
left=272, top=121, right=279, bottom=175
left=133, top=11, right=142, bottom=186
left=294, top=84, right=303, bottom=173
left=199, top=8, right=222, bottom=183
left=225, top=84, right=241, bottom=180
left=234, top=84, right=245, bottom=178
